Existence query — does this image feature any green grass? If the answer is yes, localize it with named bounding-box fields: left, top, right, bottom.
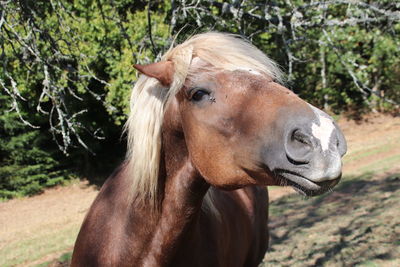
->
left=0, top=224, right=79, bottom=267
left=344, top=136, right=400, bottom=155
left=33, top=252, right=73, bottom=267
left=33, top=252, right=72, bottom=267
left=356, top=260, right=379, bottom=267
left=343, top=143, right=392, bottom=163
left=359, top=153, right=400, bottom=173
left=59, top=251, right=73, bottom=263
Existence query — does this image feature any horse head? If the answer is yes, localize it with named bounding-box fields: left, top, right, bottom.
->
left=130, top=32, right=347, bottom=202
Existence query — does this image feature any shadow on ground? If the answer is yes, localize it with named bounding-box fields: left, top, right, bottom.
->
left=263, top=172, right=400, bottom=267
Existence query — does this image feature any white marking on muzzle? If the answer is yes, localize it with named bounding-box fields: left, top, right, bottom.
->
left=308, top=105, right=335, bottom=152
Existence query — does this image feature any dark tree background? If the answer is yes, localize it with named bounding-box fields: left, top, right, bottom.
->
left=0, top=0, right=399, bottom=198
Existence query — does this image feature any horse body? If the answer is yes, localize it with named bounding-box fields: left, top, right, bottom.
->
left=72, top=165, right=268, bottom=267
left=72, top=32, right=346, bottom=266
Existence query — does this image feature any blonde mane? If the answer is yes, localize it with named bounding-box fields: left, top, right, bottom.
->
left=125, top=32, right=283, bottom=206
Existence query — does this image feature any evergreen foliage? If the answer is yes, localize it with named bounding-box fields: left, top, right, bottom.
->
left=0, top=95, right=72, bottom=199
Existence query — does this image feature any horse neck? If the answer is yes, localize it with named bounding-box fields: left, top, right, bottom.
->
left=141, top=128, right=209, bottom=266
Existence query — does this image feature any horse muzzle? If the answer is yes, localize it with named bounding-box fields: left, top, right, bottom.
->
left=262, top=104, right=347, bottom=196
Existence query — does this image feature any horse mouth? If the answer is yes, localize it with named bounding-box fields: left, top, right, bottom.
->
left=275, top=170, right=341, bottom=196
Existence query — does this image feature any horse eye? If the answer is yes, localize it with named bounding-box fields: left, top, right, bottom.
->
left=190, top=89, right=209, bottom=102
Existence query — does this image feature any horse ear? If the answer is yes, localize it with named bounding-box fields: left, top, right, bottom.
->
left=133, top=61, right=174, bottom=87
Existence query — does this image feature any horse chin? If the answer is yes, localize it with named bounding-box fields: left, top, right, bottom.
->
left=275, top=170, right=341, bottom=196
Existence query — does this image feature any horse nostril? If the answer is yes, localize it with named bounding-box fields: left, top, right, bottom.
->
left=292, top=129, right=312, bottom=146
left=285, top=129, right=313, bottom=164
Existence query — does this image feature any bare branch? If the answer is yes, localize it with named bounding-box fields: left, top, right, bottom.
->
left=147, top=1, right=158, bottom=58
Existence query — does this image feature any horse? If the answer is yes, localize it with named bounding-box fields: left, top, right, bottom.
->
left=71, top=32, right=347, bottom=267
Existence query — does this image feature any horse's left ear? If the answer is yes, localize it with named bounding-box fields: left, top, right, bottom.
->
left=133, top=61, right=174, bottom=87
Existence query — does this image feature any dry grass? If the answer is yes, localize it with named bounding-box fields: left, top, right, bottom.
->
left=0, top=181, right=97, bottom=266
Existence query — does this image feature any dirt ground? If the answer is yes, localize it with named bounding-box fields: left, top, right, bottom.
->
left=0, top=182, right=98, bottom=266
left=0, top=181, right=97, bottom=245
left=0, top=114, right=399, bottom=266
